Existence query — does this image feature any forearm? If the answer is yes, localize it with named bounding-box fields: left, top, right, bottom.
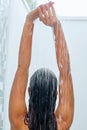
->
left=18, top=17, right=34, bottom=71
left=53, top=21, right=70, bottom=78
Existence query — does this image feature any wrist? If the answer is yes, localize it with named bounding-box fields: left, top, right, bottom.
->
left=26, top=15, right=34, bottom=25
left=24, top=16, right=34, bottom=35
left=53, top=20, right=60, bottom=34
left=21, top=16, right=34, bottom=46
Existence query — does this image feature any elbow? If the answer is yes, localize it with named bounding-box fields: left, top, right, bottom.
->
left=65, top=109, right=74, bottom=129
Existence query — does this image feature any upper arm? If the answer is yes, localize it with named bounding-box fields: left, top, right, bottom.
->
left=56, top=72, right=74, bottom=130
left=9, top=68, right=28, bottom=126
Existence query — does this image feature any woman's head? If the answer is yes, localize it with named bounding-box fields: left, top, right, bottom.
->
left=25, top=68, right=57, bottom=130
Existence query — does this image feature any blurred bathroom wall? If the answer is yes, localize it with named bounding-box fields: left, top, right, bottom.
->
left=3, top=0, right=28, bottom=129
left=0, top=0, right=10, bottom=129
left=3, top=0, right=87, bottom=130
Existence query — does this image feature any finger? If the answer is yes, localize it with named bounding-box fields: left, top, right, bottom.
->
left=47, top=1, right=54, bottom=7
left=40, top=4, right=45, bottom=14
left=42, top=5, right=48, bottom=18
left=51, top=6, right=56, bottom=17
left=46, top=4, right=52, bottom=17
left=38, top=5, right=43, bottom=15
left=41, top=4, right=50, bottom=24
left=41, top=4, right=47, bottom=14
left=38, top=7, right=44, bottom=21
left=38, top=7, right=46, bottom=23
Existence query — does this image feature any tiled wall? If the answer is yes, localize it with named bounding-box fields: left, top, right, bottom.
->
left=0, top=0, right=10, bottom=129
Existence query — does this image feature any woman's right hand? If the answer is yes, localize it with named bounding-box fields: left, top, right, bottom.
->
left=38, top=1, right=58, bottom=28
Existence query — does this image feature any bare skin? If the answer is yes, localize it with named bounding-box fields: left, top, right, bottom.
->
left=9, top=2, right=74, bottom=130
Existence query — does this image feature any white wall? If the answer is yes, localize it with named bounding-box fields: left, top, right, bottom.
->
left=38, top=0, right=87, bottom=16
left=4, top=0, right=87, bottom=130
left=62, top=20, right=87, bottom=130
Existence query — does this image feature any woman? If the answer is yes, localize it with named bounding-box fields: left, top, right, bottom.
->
left=9, top=1, right=74, bottom=130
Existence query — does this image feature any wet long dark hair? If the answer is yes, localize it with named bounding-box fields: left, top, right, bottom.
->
left=24, top=68, right=57, bottom=130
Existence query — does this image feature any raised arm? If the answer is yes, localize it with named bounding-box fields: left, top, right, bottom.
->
left=38, top=4, right=74, bottom=130
left=54, top=21, right=74, bottom=130
left=9, top=9, right=38, bottom=128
